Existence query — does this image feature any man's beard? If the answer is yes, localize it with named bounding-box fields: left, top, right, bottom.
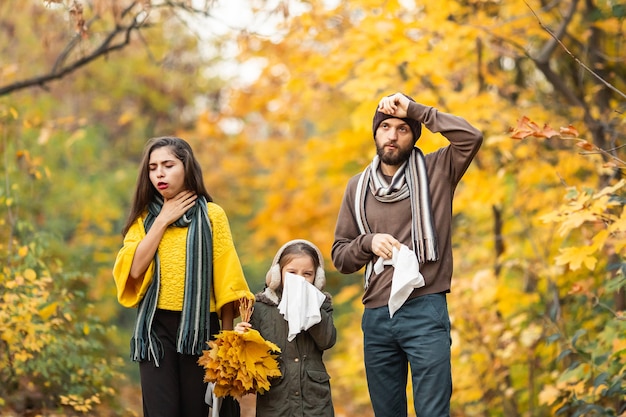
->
left=376, top=143, right=413, bottom=166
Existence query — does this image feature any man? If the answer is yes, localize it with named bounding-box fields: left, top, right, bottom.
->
left=332, top=92, right=482, bottom=417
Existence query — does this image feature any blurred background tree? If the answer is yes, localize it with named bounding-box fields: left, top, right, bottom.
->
left=1, top=0, right=624, bottom=416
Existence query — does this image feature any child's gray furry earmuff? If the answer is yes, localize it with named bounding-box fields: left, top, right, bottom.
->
left=265, top=239, right=326, bottom=291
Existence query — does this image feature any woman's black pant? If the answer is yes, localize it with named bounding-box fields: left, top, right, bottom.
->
left=139, top=309, right=220, bottom=417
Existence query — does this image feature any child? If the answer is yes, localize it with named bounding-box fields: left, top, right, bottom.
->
left=235, top=239, right=336, bottom=417
left=113, top=136, right=253, bottom=417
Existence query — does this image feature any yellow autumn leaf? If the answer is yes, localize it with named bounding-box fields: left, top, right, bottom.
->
left=198, top=329, right=281, bottom=397
left=612, top=337, right=626, bottom=357
left=14, top=350, right=33, bottom=362
left=38, top=302, right=58, bottom=320
left=538, top=385, right=561, bottom=405
left=23, top=268, right=37, bottom=281
left=117, top=111, right=135, bottom=126
left=593, top=179, right=626, bottom=199
left=519, top=323, right=543, bottom=348
left=555, top=246, right=597, bottom=271
left=557, top=209, right=598, bottom=236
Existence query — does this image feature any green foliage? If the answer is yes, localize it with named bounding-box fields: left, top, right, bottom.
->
left=537, top=221, right=626, bottom=415
left=544, top=303, right=626, bottom=416
left=1, top=2, right=238, bottom=414
left=0, top=221, right=126, bottom=414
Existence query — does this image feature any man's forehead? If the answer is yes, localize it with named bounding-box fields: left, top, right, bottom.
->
left=380, top=118, right=409, bottom=126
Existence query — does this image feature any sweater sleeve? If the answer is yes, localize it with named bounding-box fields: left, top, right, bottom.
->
left=208, top=203, right=254, bottom=316
left=331, top=175, right=376, bottom=275
left=408, top=101, right=483, bottom=183
left=112, top=216, right=155, bottom=308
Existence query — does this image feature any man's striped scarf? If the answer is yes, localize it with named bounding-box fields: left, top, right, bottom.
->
left=354, top=147, right=438, bottom=288
left=130, top=195, right=213, bottom=367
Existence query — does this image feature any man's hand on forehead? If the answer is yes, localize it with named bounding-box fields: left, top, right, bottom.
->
left=378, top=92, right=409, bottom=118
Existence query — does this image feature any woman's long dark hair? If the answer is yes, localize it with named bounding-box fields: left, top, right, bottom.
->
left=121, top=136, right=212, bottom=236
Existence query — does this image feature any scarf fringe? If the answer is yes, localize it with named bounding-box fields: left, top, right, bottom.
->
left=425, top=238, right=438, bottom=262
left=129, top=337, right=145, bottom=362
left=130, top=334, right=164, bottom=364
left=177, top=327, right=211, bottom=355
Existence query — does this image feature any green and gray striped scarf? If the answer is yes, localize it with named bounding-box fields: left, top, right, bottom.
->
left=130, top=195, right=213, bottom=367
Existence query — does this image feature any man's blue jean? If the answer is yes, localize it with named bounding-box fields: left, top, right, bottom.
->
left=362, top=293, right=452, bottom=417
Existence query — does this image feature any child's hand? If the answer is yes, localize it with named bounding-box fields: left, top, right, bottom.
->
left=234, top=321, right=252, bottom=333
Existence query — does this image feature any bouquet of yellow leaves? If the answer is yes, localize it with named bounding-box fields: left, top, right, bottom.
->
left=198, top=298, right=282, bottom=397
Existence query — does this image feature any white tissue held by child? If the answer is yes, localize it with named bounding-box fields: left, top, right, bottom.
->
left=278, top=272, right=326, bottom=341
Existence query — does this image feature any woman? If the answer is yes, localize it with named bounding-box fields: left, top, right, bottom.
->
left=113, top=136, right=253, bottom=417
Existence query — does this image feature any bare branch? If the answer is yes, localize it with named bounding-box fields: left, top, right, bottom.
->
left=0, top=1, right=278, bottom=97
left=0, top=1, right=220, bottom=97
left=0, top=2, right=149, bottom=97
left=525, top=0, right=626, bottom=101
left=51, top=2, right=139, bottom=74
left=0, top=23, right=140, bottom=96
left=533, top=0, right=578, bottom=64
left=579, top=145, right=626, bottom=167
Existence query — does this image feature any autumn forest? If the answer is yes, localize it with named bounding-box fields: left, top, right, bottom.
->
left=1, top=0, right=624, bottom=416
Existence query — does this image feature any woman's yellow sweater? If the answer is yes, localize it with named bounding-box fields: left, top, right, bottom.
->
left=113, top=202, right=253, bottom=315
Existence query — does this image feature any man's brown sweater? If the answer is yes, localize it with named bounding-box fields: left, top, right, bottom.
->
left=331, top=101, right=483, bottom=308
